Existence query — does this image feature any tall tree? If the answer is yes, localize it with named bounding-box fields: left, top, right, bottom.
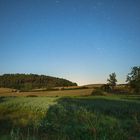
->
left=126, top=66, right=140, bottom=93
left=107, top=73, right=117, bottom=90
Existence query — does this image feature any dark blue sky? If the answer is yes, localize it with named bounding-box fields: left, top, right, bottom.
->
left=0, top=0, right=140, bottom=85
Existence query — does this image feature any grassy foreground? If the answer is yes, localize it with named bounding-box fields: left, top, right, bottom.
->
left=0, top=95, right=140, bottom=140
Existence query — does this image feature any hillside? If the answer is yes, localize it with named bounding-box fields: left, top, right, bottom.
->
left=84, top=84, right=104, bottom=88
left=0, top=74, right=77, bottom=91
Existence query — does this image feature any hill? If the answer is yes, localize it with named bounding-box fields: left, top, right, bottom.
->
left=0, top=74, right=77, bottom=91
left=84, top=84, right=104, bottom=88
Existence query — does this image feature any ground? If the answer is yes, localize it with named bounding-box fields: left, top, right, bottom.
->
left=0, top=87, right=93, bottom=97
left=0, top=88, right=140, bottom=140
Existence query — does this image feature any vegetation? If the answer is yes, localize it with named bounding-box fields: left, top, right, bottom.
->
left=0, top=95, right=140, bottom=140
left=0, top=88, right=93, bottom=97
left=0, top=67, right=140, bottom=139
left=126, top=66, right=140, bottom=94
left=91, top=89, right=106, bottom=96
left=100, top=73, right=118, bottom=93
left=0, top=74, right=77, bottom=91
left=107, top=72, right=117, bottom=90
left=101, top=84, right=112, bottom=92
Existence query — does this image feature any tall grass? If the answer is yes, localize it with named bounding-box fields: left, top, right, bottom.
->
left=0, top=95, right=140, bottom=140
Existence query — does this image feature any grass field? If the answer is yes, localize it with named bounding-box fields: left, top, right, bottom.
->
left=0, top=88, right=140, bottom=140
left=0, top=88, right=93, bottom=97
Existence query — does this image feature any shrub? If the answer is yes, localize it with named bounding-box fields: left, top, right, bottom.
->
left=91, top=89, right=106, bottom=96
left=101, top=84, right=112, bottom=92
left=26, top=95, right=38, bottom=97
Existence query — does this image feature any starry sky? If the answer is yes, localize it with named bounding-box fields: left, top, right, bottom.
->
left=0, top=0, right=140, bottom=85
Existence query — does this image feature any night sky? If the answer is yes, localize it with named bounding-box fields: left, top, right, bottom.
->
left=0, top=0, right=140, bottom=85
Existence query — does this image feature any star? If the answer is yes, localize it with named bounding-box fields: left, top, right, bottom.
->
left=97, top=2, right=103, bottom=6
left=56, top=0, right=60, bottom=4
left=93, top=6, right=97, bottom=10
left=106, top=16, right=111, bottom=20
left=72, top=7, right=77, bottom=12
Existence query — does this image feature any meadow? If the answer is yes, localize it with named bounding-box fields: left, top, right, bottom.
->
left=0, top=89, right=140, bottom=140
left=0, top=88, right=93, bottom=97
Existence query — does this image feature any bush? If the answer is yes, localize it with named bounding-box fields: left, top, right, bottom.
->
left=101, top=84, right=112, bottom=92
left=26, top=95, right=38, bottom=97
left=91, top=89, right=106, bottom=96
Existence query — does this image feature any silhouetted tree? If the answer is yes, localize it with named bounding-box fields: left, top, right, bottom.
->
left=126, top=66, right=140, bottom=93
left=107, top=73, right=117, bottom=90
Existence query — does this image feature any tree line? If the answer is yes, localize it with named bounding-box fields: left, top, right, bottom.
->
left=0, top=74, right=77, bottom=91
left=105, top=66, right=140, bottom=94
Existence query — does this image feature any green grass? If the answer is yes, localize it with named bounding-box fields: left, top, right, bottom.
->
left=0, top=95, right=140, bottom=140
